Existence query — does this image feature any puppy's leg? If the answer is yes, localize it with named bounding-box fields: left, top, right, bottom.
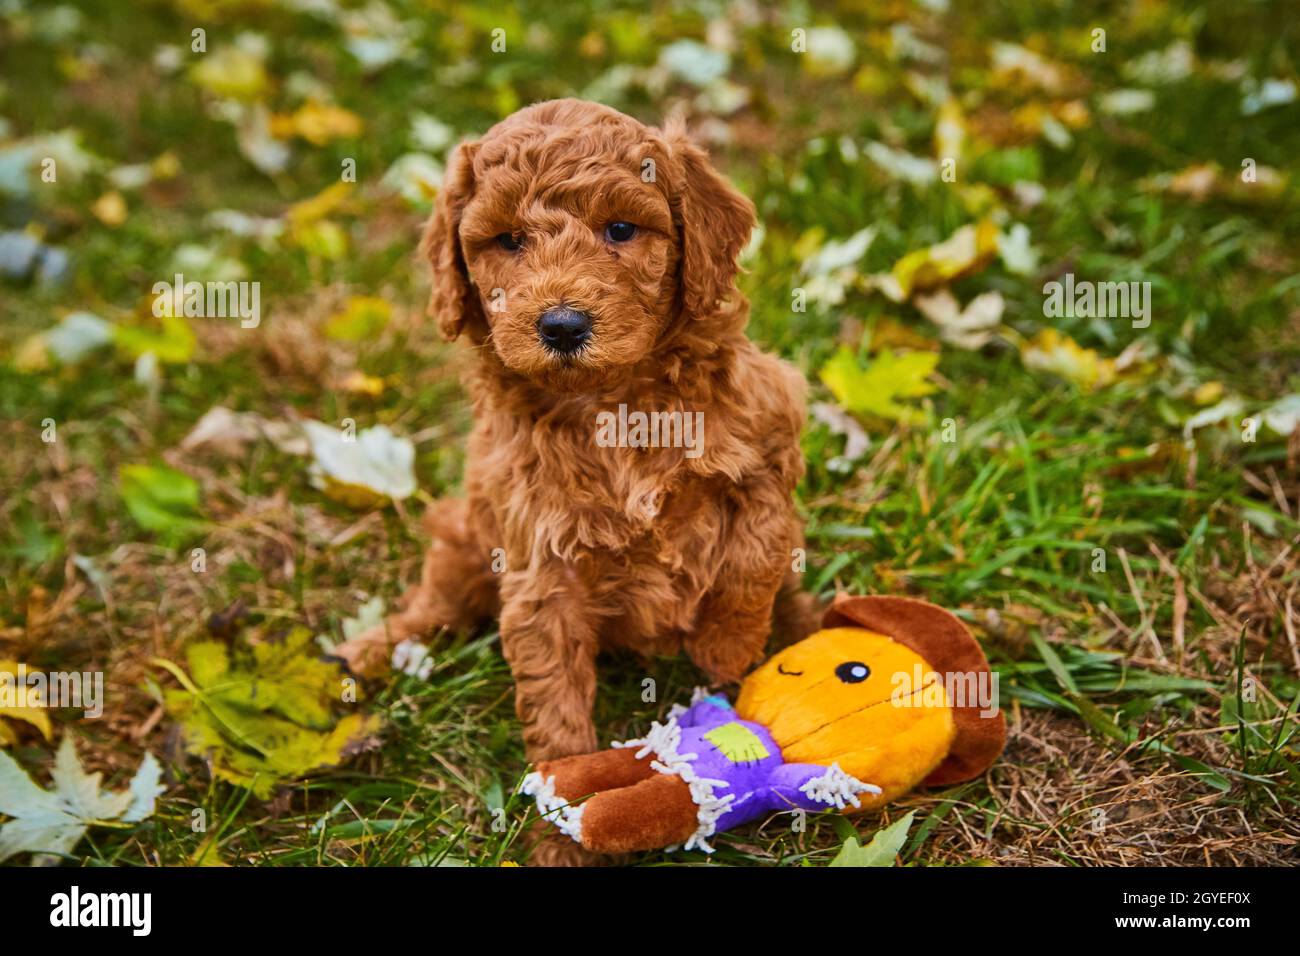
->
left=499, top=566, right=600, bottom=761
left=333, top=497, right=499, bottom=675
left=771, top=559, right=820, bottom=648
left=685, top=483, right=798, bottom=683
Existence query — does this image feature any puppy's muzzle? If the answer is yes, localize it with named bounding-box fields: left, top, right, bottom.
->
left=537, top=307, right=592, bottom=355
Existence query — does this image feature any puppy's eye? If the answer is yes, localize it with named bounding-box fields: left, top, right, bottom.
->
left=835, top=661, right=870, bottom=684
left=604, top=221, right=637, bottom=243
left=495, top=232, right=524, bottom=252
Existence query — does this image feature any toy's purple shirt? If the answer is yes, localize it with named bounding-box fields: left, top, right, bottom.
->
left=614, top=692, right=879, bottom=852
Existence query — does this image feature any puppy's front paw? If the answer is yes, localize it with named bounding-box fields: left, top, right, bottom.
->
left=527, top=834, right=615, bottom=867
left=329, top=624, right=395, bottom=678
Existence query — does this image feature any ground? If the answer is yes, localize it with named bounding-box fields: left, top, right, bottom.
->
left=0, top=0, right=1298, bottom=866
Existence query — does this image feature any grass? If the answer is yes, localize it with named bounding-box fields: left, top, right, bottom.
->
left=1, top=0, right=1298, bottom=866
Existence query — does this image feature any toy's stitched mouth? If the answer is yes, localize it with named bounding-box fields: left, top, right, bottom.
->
left=776, top=678, right=940, bottom=749
left=777, top=663, right=803, bottom=676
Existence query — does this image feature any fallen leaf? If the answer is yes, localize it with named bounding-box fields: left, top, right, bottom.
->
left=304, top=421, right=417, bottom=507
left=180, top=406, right=310, bottom=457
left=91, top=190, right=127, bottom=226
left=657, top=39, right=729, bottom=87
left=1152, top=163, right=1287, bottom=204
left=801, top=226, right=877, bottom=277
left=380, top=153, right=443, bottom=206
left=325, top=296, right=392, bottom=341
left=810, top=401, right=871, bottom=472
left=914, top=289, right=1004, bottom=349
left=1020, top=329, right=1117, bottom=390
left=287, top=182, right=355, bottom=228
left=189, top=46, right=269, bottom=101
left=1241, top=77, right=1297, bottom=116
left=829, top=810, right=915, bottom=866
left=1122, top=41, right=1194, bottom=85
left=338, top=370, right=386, bottom=397
left=802, top=25, right=856, bottom=75
left=1099, top=89, right=1156, bottom=116
left=820, top=346, right=938, bottom=426
left=117, top=463, right=205, bottom=539
left=0, top=661, right=53, bottom=746
left=271, top=101, right=363, bottom=146
left=888, top=220, right=999, bottom=299
left=113, top=313, right=197, bottom=364
left=864, top=142, right=938, bottom=184
left=1260, top=394, right=1300, bottom=438
left=21, top=311, right=113, bottom=368
left=156, top=628, right=381, bottom=799
left=0, top=736, right=163, bottom=863
left=990, top=42, right=1069, bottom=94
left=236, top=104, right=291, bottom=176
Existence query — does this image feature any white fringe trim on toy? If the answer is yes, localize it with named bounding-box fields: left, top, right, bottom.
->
left=798, top=762, right=881, bottom=810
left=613, top=716, right=733, bottom=853
left=666, top=685, right=713, bottom=721
left=518, top=772, right=585, bottom=843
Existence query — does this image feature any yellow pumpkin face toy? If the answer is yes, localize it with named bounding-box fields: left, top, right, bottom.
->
left=522, top=596, right=1006, bottom=855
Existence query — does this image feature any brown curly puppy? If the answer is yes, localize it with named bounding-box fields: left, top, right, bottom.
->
left=336, top=98, right=813, bottom=767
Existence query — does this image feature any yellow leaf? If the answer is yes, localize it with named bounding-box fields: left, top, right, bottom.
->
left=189, top=46, right=269, bottom=101
left=0, top=660, right=54, bottom=745
left=1193, top=382, right=1225, bottom=406
left=1020, top=329, right=1116, bottom=390
left=272, top=101, right=364, bottom=146
left=158, top=629, right=382, bottom=799
left=890, top=220, right=999, bottom=298
left=14, top=334, right=51, bottom=372
left=325, top=296, right=392, bottom=341
left=934, top=99, right=966, bottom=164
left=1157, top=163, right=1287, bottom=203
left=339, top=370, right=387, bottom=397
left=287, top=182, right=355, bottom=228
left=820, top=346, right=938, bottom=427
left=291, top=220, right=349, bottom=259
left=151, top=151, right=182, bottom=179
left=92, top=191, right=128, bottom=227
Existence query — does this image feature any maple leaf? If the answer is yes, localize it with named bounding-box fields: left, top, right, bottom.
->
left=156, top=627, right=381, bottom=799
left=819, top=346, right=938, bottom=426
left=0, top=736, right=163, bottom=863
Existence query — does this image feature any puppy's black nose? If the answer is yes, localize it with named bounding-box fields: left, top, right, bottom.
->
left=537, top=307, right=592, bottom=355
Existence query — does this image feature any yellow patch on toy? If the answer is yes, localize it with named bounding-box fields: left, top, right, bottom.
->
left=702, top=721, right=771, bottom=763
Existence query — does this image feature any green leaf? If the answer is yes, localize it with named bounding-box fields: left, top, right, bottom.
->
left=829, top=810, right=915, bottom=866
left=113, top=313, right=197, bottom=364
left=158, top=627, right=381, bottom=798
left=820, top=346, right=937, bottom=426
left=325, top=296, right=392, bottom=341
left=117, top=463, right=205, bottom=539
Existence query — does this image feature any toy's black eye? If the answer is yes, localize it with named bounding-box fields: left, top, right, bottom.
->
left=604, top=221, right=637, bottom=243
left=835, top=661, right=870, bottom=684
left=496, top=232, right=524, bottom=252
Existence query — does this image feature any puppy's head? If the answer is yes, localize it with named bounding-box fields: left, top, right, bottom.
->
left=423, top=99, right=754, bottom=391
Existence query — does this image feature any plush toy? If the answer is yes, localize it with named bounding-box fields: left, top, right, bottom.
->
left=521, top=595, right=1006, bottom=854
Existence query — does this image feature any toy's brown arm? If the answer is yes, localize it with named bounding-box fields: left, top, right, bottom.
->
left=534, top=746, right=656, bottom=801
left=526, top=748, right=700, bottom=854
left=576, top=773, right=699, bottom=854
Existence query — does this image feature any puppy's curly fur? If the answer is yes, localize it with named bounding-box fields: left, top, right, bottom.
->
left=336, top=99, right=813, bottom=765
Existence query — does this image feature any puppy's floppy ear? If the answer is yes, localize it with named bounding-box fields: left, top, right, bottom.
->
left=666, top=123, right=756, bottom=318
left=421, top=141, right=484, bottom=341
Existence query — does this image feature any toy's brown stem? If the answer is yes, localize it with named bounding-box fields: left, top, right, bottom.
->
left=535, top=748, right=700, bottom=853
